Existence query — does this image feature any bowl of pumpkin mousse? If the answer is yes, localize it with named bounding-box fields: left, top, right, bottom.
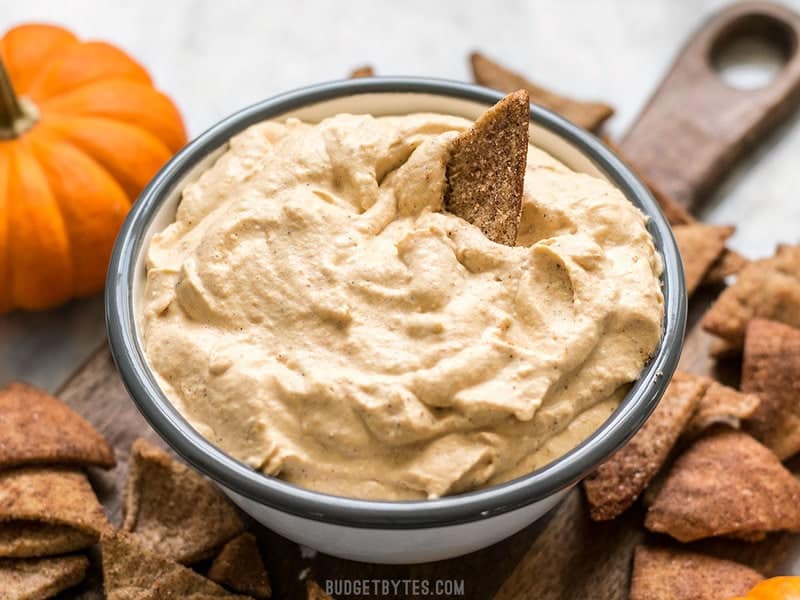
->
left=106, top=78, right=685, bottom=563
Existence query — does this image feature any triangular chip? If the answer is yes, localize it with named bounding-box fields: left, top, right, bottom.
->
left=307, top=580, right=334, bottom=600
left=0, top=382, right=114, bottom=470
left=0, top=467, right=108, bottom=541
left=704, top=248, right=749, bottom=284
left=629, top=546, right=762, bottom=600
left=122, top=439, right=245, bottom=563
left=645, top=430, right=800, bottom=542
left=703, top=244, right=800, bottom=347
left=102, top=531, right=247, bottom=600
left=0, top=554, right=89, bottom=600
left=742, top=319, right=800, bottom=460
left=444, top=89, right=529, bottom=246
left=349, top=65, right=374, bottom=78
left=683, top=381, right=760, bottom=439
left=672, top=224, right=734, bottom=296
left=0, top=521, right=96, bottom=558
left=470, top=52, right=614, bottom=131
left=583, top=372, right=709, bottom=521
left=709, top=336, right=740, bottom=360
left=208, top=533, right=271, bottom=599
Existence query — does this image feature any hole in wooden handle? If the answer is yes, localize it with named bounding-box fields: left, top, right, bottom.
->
left=710, top=12, right=798, bottom=90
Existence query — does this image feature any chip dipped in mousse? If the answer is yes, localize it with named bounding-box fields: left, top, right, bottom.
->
left=140, top=102, right=663, bottom=500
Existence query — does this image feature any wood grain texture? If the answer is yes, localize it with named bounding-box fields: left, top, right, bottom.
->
left=619, top=1, right=800, bottom=210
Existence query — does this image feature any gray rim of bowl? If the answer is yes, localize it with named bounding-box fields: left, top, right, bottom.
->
left=106, top=77, right=686, bottom=530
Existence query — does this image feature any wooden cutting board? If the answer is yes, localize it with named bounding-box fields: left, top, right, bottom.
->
left=56, top=2, right=800, bottom=598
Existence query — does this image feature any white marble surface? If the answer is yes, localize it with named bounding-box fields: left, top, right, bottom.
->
left=2, top=0, right=799, bottom=386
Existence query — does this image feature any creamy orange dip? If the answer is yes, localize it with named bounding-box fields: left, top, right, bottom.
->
left=140, top=113, right=664, bottom=500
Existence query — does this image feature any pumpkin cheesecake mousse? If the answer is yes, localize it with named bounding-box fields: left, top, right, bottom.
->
left=139, top=106, right=664, bottom=501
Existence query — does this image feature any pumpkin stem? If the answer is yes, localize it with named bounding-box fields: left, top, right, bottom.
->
left=0, top=58, right=38, bottom=139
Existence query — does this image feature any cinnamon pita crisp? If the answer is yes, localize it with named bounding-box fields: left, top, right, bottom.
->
left=703, top=244, right=800, bottom=347
left=704, top=248, right=749, bottom=284
left=0, top=382, right=114, bottom=470
left=742, top=319, right=800, bottom=460
left=709, top=336, right=740, bottom=360
left=444, top=89, right=529, bottom=246
left=0, top=521, right=96, bottom=558
left=208, top=533, right=271, bottom=599
left=307, top=580, right=334, bottom=600
left=0, top=467, right=108, bottom=539
left=645, top=430, right=800, bottom=542
left=583, top=372, right=709, bottom=521
left=102, top=531, right=247, bottom=600
left=0, top=554, right=89, bottom=600
left=470, top=52, right=613, bottom=131
left=123, top=439, right=245, bottom=563
left=673, top=224, right=734, bottom=295
left=683, top=381, right=760, bottom=439
left=629, top=546, right=762, bottom=600
left=349, top=65, right=374, bottom=78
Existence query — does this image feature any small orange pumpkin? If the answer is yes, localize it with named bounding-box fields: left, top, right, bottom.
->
left=0, top=23, right=187, bottom=312
left=730, top=576, right=800, bottom=599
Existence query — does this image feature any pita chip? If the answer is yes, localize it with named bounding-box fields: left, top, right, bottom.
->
left=0, top=521, right=96, bottom=558
left=0, top=467, right=108, bottom=551
left=349, top=65, right=374, bottom=78
left=583, top=372, right=709, bottom=521
left=444, top=89, right=529, bottom=245
left=709, top=336, right=741, bottom=360
left=645, top=430, right=800, bottom=542
left=0, top=382, right=114, bottom=470
left=123, top=439, right=245, bottom=563
left=742, top=319, right=800, bottom=460
left=683, top=381, right=760, bottom=439
left=704, top=249, right=749, bottom=284
left=629, top=546, right=762, bottom=600
left=307, top=580, right=334, bottom=600
left=0, top=555, right=89, bottom=600
left=470, top=52, right=613, bottom=131
left=208, top=533, right=271, bottom=599
left=673, top=224, right=734, bottom=295
left=703, top=244, right=800, bottom=347
left=102, top=531, right=247, bottom=600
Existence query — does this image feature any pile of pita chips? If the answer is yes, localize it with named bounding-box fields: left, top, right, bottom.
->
left=703, top=244, right=800, bottom=348
left=583, top=373, right=760, bottom=521
left=444, top=89, right=530, bottom=245
left=741, top=318, right=800, bottom=460
left=208, top=533, right=271, bottom=599
left=123, top=438, right=245, bottom=563
left=645, top=430, right=800, bottom=542
left=629, top=546, right=763, bottom=600
left=0, top=555, right=89, bottom=600
left=584, top=372, right=709, bottom=520
left=0, top=383, right=113, bottom=598
left=102, top=531, right=249, bottom=599
left=470, top=52, right=613, bottom=132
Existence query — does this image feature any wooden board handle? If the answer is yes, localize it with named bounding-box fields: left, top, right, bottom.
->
left=619, top=1, right=800, bottom=211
